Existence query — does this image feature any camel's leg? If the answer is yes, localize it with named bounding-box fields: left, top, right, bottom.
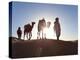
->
left=29, top=33, right=30, bottom=40
left=29, top=32, right=32, bottom=40
left=42, top=30, right=43, bottom=39
left=24, top=31, right=25, bottom=40
left=44, top=33, right=46, bottom=39
left=37, top=32, right=39, bottom=39
left=26, top=33, right=28, bottom=40
left=30, top=32, right=32, bottom=39
left=37, top=32, right=38, bottom=39
left=42, top=31, right=46, bottom=40
left=39, top=32, right=41, bottom=39
left=37, top=32, right=40, bottom=39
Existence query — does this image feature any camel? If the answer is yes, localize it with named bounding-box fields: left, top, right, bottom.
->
left=37, top=18, right=51, bottom=39
left=24, top=22, right=35, bottom=40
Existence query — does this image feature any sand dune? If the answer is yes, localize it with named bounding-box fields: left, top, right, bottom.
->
left=9, top=37, right=78, bottom=58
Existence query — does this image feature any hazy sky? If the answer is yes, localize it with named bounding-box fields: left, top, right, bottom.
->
left=11, top=2, right=78, bottom=41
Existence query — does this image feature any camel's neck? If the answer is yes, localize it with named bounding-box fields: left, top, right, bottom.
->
left=32, top=24, right=34, bottom=29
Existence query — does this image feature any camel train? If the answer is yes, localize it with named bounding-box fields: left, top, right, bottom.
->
left=17, top=17, right=61, bottom=40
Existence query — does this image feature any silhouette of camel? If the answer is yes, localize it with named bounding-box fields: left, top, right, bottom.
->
left=37, top=18, right=51, bottom=39
left=37, top=18, right=46, bottom=39
left=24, top=22, right=35, bottom=40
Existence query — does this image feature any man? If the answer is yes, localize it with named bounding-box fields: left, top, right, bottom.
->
left=54, top=17, right=61, bottom=40
left=17, top=27, right=22, bottom=39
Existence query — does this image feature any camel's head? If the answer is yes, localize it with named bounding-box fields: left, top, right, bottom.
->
left=32, top=22, right=35, bottom=25
left=31, top=22, right=35, bottom=28
left=47, top=22, right=51, bottom=28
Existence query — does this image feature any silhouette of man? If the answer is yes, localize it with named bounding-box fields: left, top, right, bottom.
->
left=54, top=17, right=61, bottom=40
left=17, top=27, right=22, bottom=39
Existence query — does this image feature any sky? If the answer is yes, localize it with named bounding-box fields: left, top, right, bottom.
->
left=11, top=1, right=78, bottom=41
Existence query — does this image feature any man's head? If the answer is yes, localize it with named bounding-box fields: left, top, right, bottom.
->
left=55, top=17, right=59, bottom=22
left=18, top=27, right=21, bottom=30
